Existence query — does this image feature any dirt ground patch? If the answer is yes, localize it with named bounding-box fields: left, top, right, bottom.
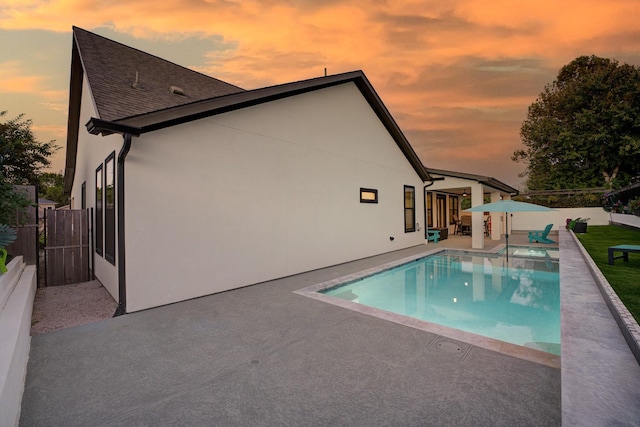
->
left=30, top=280, right=117, bottom=336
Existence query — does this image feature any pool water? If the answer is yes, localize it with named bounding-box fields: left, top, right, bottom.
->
left=322, top=251, right=560, bottom=355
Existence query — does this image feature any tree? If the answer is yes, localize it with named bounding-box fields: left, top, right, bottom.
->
left=513, top=55, right=640, bottom=190
left=0, top=111, right=59, bottom=185
left=38, top=172, right=69, bottom=207
left=0, top=177, right=32, bottom=225
left=1, top=111, right=56, bottom=224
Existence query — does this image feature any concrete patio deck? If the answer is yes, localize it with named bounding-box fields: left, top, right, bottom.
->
left=19, top=230, right=640, bottom=425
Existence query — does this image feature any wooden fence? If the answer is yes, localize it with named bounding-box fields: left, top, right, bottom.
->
left=44, top=209, right=90, bottom=286
left=5, top=185, right=38, bottom=266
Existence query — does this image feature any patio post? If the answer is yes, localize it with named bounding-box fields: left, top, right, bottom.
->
left=490, top=191, right=501, bottom=240
left=471, top=182, right=484, bottom=249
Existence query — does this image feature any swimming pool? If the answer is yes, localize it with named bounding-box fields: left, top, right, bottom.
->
left=308, top=250, right=560, bottom=356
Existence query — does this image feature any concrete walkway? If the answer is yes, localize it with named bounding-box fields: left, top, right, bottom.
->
left=18, top=231, right=639, bottom=425
left=560, top=229, right=640, bottom=425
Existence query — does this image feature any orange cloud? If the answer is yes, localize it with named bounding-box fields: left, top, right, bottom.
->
left=0, top=61, right=48, bottom=94
left=1, top=0, right=640, bottom=185
left=0, top=61, right=66, bottom=104
left=32, top=124, right=66, bottom=138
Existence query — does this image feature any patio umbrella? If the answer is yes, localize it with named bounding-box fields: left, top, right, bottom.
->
left=464, top=200, right=556, bottom=259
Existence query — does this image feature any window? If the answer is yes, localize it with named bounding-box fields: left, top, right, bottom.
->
left=104, top=152, right=116, bottom=265
left=95, top=165, right=103, bottom=256
left=81, top=181, right=86, bottom=209
left=449, top=195, right=459, bottom=224
left=426, top=192, right=433, bottom=227
left=404, top=185, right=415, bottom=232
left=436, top=194, right=446, bottom=228
left=360, top=188, right=378, bottom=203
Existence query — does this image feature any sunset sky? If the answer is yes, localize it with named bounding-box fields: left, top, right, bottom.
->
left=2, top=1, right=640, bottom=188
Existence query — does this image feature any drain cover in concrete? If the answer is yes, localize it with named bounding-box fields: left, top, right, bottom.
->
left=437, top=341, right=462, bottom=353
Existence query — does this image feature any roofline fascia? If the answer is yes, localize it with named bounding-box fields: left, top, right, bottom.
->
left=86, top=118, right=142, bottom=137
left=483, top=178, right=519, bottom=196
left=111, top=71, right=431, bottom=182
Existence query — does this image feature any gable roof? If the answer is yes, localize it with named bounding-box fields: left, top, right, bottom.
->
left=64, top=27, right=244, bottom=190
left=73, top=26, right=244, bottom=121
left=64, top=28, right=432, bottom=192
left=426, top=168, right=518, bottom=195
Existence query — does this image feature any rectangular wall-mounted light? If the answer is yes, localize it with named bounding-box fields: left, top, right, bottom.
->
left=360, top=188, right=378, bottom=203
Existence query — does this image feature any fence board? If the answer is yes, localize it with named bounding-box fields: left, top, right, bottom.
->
left=5, top=185, right=38, bottom=265
left=44, top=209, right=89, bottom=286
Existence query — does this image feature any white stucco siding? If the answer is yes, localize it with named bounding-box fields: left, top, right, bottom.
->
left=69, top=75, right=121, bottom=301
left=125, top=82, right=425, bottom=311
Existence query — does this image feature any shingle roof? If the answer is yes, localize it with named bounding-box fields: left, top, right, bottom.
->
left=73, top=27, right=244, bottom=121
left=64, top=28, right=433, bottom=192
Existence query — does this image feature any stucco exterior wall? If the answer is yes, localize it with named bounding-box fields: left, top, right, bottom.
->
left=69, top=75, right=121, bottom=301
left=124, top=83, right=425, bottom=311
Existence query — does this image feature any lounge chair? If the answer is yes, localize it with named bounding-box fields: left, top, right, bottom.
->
left=528, top=224, right=555, bottom=244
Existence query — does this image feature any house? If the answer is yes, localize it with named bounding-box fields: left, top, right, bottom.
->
left=63, top=27, right=434, bottom=313
left=37, top=198, right=57, bottom=218
left=424, top=168, right=518, bottom=249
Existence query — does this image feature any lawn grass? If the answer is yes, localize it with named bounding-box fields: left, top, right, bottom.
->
left=575, top=225, right=640, bottom=323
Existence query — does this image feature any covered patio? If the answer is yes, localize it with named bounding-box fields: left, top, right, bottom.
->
left=425, top=168, right=519, bottom=250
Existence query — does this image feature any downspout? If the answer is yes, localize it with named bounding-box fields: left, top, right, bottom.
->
left=113, top=133, right=132, bottom=317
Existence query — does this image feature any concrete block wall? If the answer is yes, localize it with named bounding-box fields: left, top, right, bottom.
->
left=0, top=257, right=36, bottom=427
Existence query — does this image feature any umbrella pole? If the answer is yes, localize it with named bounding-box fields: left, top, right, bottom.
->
left=505, top=212, right=509, bottom=261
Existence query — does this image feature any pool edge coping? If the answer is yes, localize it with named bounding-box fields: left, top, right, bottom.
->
left=570, top=230, right=640, bottom=366
left=294, top=247, right=561, bottom=369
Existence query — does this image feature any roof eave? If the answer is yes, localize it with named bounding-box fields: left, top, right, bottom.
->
left=426, top=168, right=518, bottom=195
left=63, top=36, right=84, bottom=194
left=112, top=71, right=432, bottom=182
left=86, top=118, right=142, bottom=137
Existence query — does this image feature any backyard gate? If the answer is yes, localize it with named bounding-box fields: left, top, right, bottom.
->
left=44, top=209, right=91, bottom=286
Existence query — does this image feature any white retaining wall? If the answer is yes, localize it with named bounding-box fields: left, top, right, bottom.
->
left=0, top=257, right=36, bottom=427
left=610, top=213, right=640, bottom=229
left=508, top=207, right=611, bottom=232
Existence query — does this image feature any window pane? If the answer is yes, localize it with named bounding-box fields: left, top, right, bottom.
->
left=95, top=165, right=103, bottom=256
left=427, top=192, right=432, bottom=227
left=360, top=188, right=378, bottom=203
left=449, top=195, right=459, bottom=224
left=81, top=181, right=86, bottom=209
left=404, top=185, right=415, bottom=232
left=104, top=153, right=116, bottom=265
left=405, top=209, right=414, bottom=227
